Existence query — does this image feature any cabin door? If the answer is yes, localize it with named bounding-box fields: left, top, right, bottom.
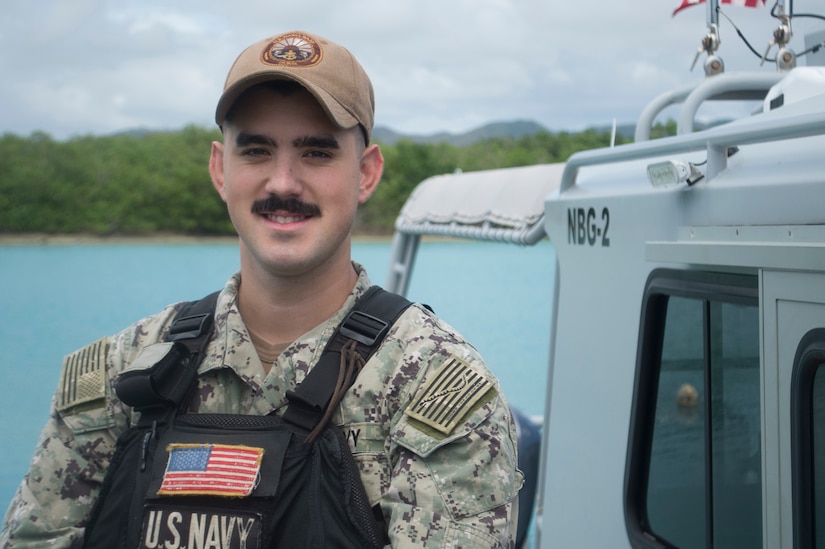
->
left=762, top=270, right=825, bottom=549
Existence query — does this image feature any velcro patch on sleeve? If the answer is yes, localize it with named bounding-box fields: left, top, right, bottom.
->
left=57, top=338, right=109, bottom=413
left=404, top=356, right=495, bottom=435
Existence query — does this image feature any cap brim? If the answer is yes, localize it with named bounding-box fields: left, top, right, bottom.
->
left=215, top=71, right=360, bottom=131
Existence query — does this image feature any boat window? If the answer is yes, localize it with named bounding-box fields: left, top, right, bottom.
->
left=791, top=329, right=825, bottom=549
left=626, top=270, right=760, bottom=549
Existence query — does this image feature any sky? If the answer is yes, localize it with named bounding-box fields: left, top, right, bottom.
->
left=1, top=0, right=823, bottom=140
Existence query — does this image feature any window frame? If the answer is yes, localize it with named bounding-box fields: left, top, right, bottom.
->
left=792, top=328, right=825, bottom=549
left=624, top=268, right=758, bottom=548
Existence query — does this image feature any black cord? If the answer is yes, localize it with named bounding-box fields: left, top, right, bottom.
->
left=717, top=2, right=825, bottom=63
left=717, top=6, right=774, bottom=62
left=770, top=0, right=825, bottom=22
left=798, top=41, right=825, bottom=57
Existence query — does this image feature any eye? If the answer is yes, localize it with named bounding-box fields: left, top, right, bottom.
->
left=304, top=149, right=333, bottom=160
left=241, top=147, right=270, bottom=159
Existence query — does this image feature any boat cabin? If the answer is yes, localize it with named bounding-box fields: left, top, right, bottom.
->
left=387, top=61, right=825, bottom=548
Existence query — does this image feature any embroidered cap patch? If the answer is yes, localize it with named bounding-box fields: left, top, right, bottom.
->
left=158, top=444, right=264, bottom=497
left=405, top=357, right=494, bottom=435
left=261, top=31, right=322, bottom=68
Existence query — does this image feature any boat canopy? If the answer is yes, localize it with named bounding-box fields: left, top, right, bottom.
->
left=386, top=162, right=563, bottom=295
left=394, top=162, right=564, bottom=245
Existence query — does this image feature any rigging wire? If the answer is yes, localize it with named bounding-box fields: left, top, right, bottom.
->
left=716, top=1, right=825, bottom=63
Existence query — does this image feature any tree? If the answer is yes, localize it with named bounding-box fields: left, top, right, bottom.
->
left=0, top=123, right=653, bottom=236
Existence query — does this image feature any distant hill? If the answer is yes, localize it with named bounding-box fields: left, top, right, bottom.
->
left=107, top=118, right=726, bottom=147
left=102, top=117, right=726, bottom=147
left=373, top=120, right=551, bottom=146
left=374, top=118, right=727, bottom=146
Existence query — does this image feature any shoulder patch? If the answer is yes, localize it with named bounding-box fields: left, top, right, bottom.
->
left=57, top=338, right=109, bottom=413
left=404, top=356, right=495, bottom=436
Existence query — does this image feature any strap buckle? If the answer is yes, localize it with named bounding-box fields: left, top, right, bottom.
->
left=339, top=311, right=389, bottom=346
left=168, top=312, right=213, bottom=341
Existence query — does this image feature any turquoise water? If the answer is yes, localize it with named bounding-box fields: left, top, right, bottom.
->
left=0, top=239, right=555, bottom=508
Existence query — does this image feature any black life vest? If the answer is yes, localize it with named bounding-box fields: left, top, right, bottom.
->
left=83, top=286, right=412, bottom=549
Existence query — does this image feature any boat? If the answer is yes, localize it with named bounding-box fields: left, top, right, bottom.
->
left=384, top=1, right=825, bottom=547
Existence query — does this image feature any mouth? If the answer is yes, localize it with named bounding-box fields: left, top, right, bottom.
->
left=264, top=213, right=310, bottom=224
left=252, top=196, right=321, bottom=225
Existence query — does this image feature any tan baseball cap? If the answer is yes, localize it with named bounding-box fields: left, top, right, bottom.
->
left=216, top=31, right=375, bottom=142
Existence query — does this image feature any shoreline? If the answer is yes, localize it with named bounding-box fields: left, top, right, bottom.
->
left=0, top=233, right=395, bottom=246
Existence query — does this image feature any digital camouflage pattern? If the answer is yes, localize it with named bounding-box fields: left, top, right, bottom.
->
left=0, top=264, right=522, bottom=548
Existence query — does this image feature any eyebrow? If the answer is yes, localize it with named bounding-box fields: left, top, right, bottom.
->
left=293, top=135, right=340, bottom=150
left=235, top=132, right=276, bottom=148
left=234, top=132, right=340, bottom=151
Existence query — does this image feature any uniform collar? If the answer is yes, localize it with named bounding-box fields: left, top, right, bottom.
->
left=199, top=263, right=374, bottom=411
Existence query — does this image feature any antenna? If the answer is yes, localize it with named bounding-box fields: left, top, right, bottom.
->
left=691, top=0, right=725, bottom=76
left=762, top=0, right=796, bottom=70
left=610, top=118, right=616, bottom=148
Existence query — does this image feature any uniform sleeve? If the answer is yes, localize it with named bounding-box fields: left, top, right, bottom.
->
left=0, top=337, right=128, bottom=548
left=383, top=357, right=523, bottom=548
left=0, top=305, right=179, bottom=547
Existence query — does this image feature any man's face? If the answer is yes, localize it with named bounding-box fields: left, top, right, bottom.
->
left=209, top=85, right=382, bottom=280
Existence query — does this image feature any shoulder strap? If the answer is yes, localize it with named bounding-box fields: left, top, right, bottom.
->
left=282, top=286, right=413, bottom=432
left=115, top=292, right=219, bottom=412
left=167, top=290, right=220, bottom=355
left=116, top=287, right=412, bottom=426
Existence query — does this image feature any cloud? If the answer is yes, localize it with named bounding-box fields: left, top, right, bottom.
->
left=1, top=0, right=822, bottom=139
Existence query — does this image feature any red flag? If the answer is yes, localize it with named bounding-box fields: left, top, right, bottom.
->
left=673, top=0, right=765, bottom=17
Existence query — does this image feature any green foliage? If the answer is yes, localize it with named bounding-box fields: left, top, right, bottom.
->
left=361, top=127, right=631, bottom=232
left=0, top=126, right=230, bottom=235
left=650, top=119, right=678, bottom=140
left=359, top=139, right=459, bottom=232
left=0, top=122, right=653, bottom=236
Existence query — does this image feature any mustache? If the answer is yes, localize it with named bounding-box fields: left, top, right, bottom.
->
left=251, top=195, right=321, bottom=216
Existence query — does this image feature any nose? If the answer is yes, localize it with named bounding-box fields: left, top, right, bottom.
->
left=263, top=157, right=303, bottom=197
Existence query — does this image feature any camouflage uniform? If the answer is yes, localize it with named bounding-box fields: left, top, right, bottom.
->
left=1, top=264, right=522, bottom=548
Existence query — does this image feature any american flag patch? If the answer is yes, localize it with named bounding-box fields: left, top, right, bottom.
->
left=158, top=444, right=264, bottom=497
left=405, top=357, right=494, bottom=435
left=57, top=338, right=108, bottom=412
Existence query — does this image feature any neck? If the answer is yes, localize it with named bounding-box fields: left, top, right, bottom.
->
left=236, top=258, right=359, bottom=346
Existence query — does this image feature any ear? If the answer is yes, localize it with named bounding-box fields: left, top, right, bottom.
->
left=209, top=141, right=228, bottom=202
left=357, top=144, right=384, bottom=204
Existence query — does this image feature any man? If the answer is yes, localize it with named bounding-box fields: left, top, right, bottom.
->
left=0, top=31, right=521, bottom=548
